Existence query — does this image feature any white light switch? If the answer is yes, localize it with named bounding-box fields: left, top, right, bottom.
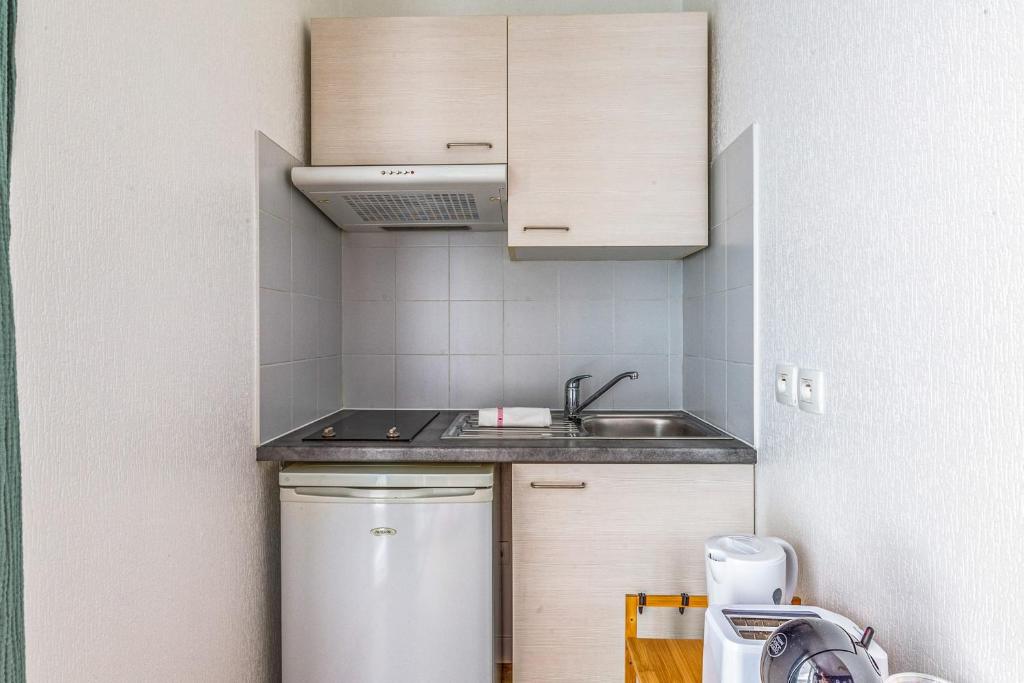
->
left=775, top=364, right=798, bottom=406
left=797, top=368, right=825, bottom=414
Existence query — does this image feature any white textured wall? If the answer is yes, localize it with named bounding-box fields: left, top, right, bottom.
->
left=683, top=1, right=1024, bottom=678
left=10, top=0, right=336, bottom=679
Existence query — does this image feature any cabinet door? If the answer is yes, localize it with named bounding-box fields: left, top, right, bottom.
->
left=311, top=16, right=507, bottom=166
left=512, top=464, right=752, bottom=683
left=507, top=14, right=707, bottom=258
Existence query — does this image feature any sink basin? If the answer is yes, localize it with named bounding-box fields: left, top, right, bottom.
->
left=578, top=413, right=722, bottom=439
left=440, top=411, right=729, bottom=440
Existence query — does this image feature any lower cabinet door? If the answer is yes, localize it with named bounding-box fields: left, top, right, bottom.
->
left=511, top=464, right=753, bottom=683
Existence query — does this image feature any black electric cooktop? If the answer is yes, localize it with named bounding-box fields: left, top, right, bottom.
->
left=302, top=410, right=439, bottom=442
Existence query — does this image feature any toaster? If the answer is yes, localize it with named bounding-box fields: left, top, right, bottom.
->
left=702, top=604, right=888, bottom=683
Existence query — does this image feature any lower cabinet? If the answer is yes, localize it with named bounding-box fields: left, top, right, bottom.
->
left=511, top=464, right=753, bottom=682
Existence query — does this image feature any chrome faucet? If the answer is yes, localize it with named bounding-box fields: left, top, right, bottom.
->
left=563, top=371, right=639, bottom=421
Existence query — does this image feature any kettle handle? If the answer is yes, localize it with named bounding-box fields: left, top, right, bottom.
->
left=766, top=537, right=799, bottom=604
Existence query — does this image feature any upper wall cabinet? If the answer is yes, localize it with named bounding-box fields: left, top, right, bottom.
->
left=311, top=16, right=508, bottom=166
left=507, top=13, right=708, bottom=260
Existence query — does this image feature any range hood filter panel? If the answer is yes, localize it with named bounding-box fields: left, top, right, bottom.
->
left=291, top=164, right=506, bottom=232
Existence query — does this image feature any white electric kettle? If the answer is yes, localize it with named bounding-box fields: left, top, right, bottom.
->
left=705, top=535, right=798, bottom=605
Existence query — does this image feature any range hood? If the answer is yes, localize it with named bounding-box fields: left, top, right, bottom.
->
left=291, top=164, right=506, bottom=232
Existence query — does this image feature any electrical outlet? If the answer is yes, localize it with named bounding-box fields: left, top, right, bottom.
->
left=797, top=368, right=825, bottom=414
left=775, top=364, right=798, bottom=406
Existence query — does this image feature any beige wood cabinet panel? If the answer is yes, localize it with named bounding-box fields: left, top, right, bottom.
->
left=507, top=13, right=708, bottom=259
left=311, top=16, right=507, bottom=166
left=512, top=463, right=752, bottom=683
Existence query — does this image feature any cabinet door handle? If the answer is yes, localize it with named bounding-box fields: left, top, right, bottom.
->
left=446, top=142, right=493, bottom=149
left=530, top=481, right=586, bottom=489
left=522, top=225, right=570, bottom=232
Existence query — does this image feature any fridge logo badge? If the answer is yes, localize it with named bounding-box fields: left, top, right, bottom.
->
left=370, top=527, right=398, bottom=537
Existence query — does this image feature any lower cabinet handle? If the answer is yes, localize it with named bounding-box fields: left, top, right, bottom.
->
left=522, top=226, right=570, bottom=231
left=446, top=142, right=493, bottom=149
left=530, top=481, right=586, bottom=489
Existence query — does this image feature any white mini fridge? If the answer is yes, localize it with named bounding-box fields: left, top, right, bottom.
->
left=280, top=463, right=495, bottom=683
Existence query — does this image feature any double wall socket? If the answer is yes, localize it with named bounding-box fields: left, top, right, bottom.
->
left=775, top=364, right=826, bottom=414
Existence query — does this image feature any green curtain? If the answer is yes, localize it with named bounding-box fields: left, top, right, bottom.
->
left=0, top=0, right=20, bottom=680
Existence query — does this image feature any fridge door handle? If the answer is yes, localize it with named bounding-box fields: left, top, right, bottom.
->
left=293, top=486, right=477, bottom=500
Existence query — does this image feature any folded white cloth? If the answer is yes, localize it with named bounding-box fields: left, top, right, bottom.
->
left=478, top=407, right=552, bottom=428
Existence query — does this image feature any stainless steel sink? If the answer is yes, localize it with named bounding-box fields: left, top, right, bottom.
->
left=578, top=413, right=720, bottom=439
left=441, top=411, right=729, bottom=440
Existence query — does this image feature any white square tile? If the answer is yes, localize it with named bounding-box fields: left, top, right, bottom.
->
left=560, top=355, right=615, bottom=410
left=682, top=357, right=705, bottom=418
left=450, top=301, right=503, bottom=354
left=727, top=362, right=755, bottom=444
left=342, top=355, right=395, bottom=408
left=615, top=300, right=670, bottom=355
left=670, top=355, right=683, bottom=409
left=260, top=288, right=291, bottom=365
left=292, top=359, right=318, bottom=427
left=317, top=224, right=343, bottom=301
left=610, top=355, right=670, bottom=409
left=726, top=204, right=755, bottom=290
left=291, top=294, right=318, bottom=361
left=397, top=301, right=449, bottom=355
left=614, top=261, right=669, bottom=300
left=503, top=356, right=560, bottom=408
left=727, top=286, right=754, bottom=364
left=670, top=299, right=683, bottom=355
left=705, top=223, right=728, bottom=293
left=450, top=355, right=503, bottom=409
left=709, top=155, right=728, bottom=228
left=291, top=219, right=319, bottom=297
left=558, top=262, right=614, bottom=300
left=558, top=300, right=614, bottom=354
left=669, top=262, right=683, bottom=299
left=396, top=231, right=449, bottom=247
left=449, top=231, right=505, bottom=246
left=257, top=132, right=296, bottom=221
left=396, top=355, right=449, bottom=408
left=726, top=125, right=755, bottom=216
left=682, top=251, right=705, bottom=299
left=504, top=260, right=558, bottom=301
left=342, top=247, right=396, bottom=301
left=318, top=299, right=343, bottom=358
left=397, top=247, right=449, bottom=301
left=504, top=301, right=558, bottom=354
left=259, top=210, right=290, bottom=292
left=259, top=362, right=292, bottom=443
left=316, top=356, right=342, bottom=415
left=451, top=247, right=503, bottom=300
left=343, top=232, right=396, bottom=248
left=704, top=359, right=728, bottom=429
left=682, top=297, right=703, bottom=358
left=703, top=291, right=728, bottom=361
left=342, top=300, right=396, bottom=355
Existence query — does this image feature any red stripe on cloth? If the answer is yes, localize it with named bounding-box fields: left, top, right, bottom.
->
left=497, top=407, right=503, bottom=426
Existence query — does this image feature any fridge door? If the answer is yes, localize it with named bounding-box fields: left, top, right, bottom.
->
left=281, top=486, right=494, bottom=683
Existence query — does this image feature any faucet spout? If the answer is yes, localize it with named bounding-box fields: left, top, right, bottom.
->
left=566, top=371, right=639, bottom=421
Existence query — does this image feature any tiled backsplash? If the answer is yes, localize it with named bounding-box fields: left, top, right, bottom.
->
left=341, top=230, right=683, bottom=411
left=257, top=130, right=757, bottom=440
left=682, top=124, right=758, bottom=444
left=258, top=133, right=344, bottom=443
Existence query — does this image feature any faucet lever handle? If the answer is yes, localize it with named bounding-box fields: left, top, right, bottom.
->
left=565, top=374, right=592, bottom=388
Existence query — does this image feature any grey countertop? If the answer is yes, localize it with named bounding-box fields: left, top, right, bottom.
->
left=256, top=410, right=756, bottom=464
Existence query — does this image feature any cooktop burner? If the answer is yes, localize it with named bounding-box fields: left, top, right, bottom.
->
left=302, top=410, right=439, bottom=442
